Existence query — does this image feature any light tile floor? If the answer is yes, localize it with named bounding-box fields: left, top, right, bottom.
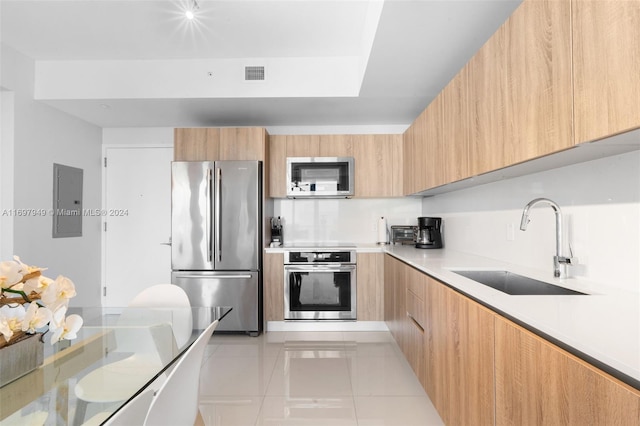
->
left=198, top=331, right=444, bottom=426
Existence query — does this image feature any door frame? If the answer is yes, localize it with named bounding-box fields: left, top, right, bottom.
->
left=101, top=144, right=173, bottom=309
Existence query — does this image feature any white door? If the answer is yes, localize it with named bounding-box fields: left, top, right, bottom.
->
left=103, top=146, right=173, bottom=307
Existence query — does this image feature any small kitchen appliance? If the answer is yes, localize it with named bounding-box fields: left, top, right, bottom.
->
left=390, top=225, right=418, bottom=245
left=286, top=157, right=354, bottom=198
left=415, top=217, right=443, bottom=249
left=270, top=216, right=283, bottom=247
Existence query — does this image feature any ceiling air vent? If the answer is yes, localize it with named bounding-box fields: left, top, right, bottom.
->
left=245, top=66, right=265, bottom=81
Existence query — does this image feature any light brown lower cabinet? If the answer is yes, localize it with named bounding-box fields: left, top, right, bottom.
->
left=495, top=317, right=640, bottom=426
left=356, top=253, right=384, bottom=321
left=385, top=255, right=495, bottom=426
left=263, top=252, right=284, bottom=322
left=427, top=276, right=496, bottom=426
left=384, top=254, right=640, bottom=426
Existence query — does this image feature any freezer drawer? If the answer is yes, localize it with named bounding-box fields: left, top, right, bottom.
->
left=171, top=271, right=261, bottom=334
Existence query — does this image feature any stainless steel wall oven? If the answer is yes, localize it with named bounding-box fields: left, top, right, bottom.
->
left=284, top=250, right=356, bottom=320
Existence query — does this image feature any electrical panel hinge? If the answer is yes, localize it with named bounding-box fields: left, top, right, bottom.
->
left=103, top=286, right=107, bottom=296
left=104, top=157, right=107, bottom=167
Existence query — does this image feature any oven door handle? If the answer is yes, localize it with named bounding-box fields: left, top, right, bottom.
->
left=284, top=264, right=356, bottom=272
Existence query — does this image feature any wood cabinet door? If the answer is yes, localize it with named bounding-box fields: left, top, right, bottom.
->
left=319, top=135, right=353, bottom=157
left=268, top=135, right=287, bottom=198
left=442, top=65, right=471, bottom=183
left=393, top=257, right=408, bottom=354
left=264, top=253, right=284, bottom=322
left=468, top=25, right=507, bottom=176
left=356, top=253, right=384, bottom=321
left=403, top=109, right=429, bottom=195
left=174, top=128, right=220, bottom=161
left=426, top=277, right=496, bottom=426
left=424, top=96, right=445, bottom=189
left=354, top=135, right=402, bottom=197
left=383, top=254, right=396, bottom=332
left=504, top=0, right=573, bottom=164
left=573, top=0, right=640, bottom=144
left=218, top=127, right=266, bottom=161
left=495, top=317, right=640, bottom=425
left=286, top=135, right=320, bottom=157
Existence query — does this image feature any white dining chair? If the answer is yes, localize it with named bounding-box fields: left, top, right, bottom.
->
left=83, top=388, right=155, bottom=426
left=143, top=319, right=219, bottom=426
left=73, top=284, right=193, bottom=425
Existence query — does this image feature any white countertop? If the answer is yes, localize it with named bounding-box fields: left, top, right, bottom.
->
left=264, top=243, right=640, bottom=388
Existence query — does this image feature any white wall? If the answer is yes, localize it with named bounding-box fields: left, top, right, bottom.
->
left=102, top=127, right=174, bottom=145
left=422, top=151, right=640, bottom=293
left=0, top=91, right=15, bottom=260
left=274, top=197, right=422, bottom=244
left=1, top=45, right=103, bottom=306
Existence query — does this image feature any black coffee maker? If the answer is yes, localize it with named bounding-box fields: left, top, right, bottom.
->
left=415, top=217, right=443, bottom=249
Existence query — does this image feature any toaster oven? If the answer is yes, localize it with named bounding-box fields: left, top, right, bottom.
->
left=390, top=226, right=417, bottom=245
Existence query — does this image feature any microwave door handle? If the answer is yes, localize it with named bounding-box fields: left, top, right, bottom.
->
left=215, top=166, right=222, bottom=263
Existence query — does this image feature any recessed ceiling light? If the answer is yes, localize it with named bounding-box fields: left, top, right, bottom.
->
left=185, top=0, right=199, bottom=20
left=99, top=104, right=111, bottom=109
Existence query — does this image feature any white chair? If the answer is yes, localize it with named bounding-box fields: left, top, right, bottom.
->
left=83, top=389, right=155, bottom=426
left=74, top=284, right=193, bottom=425
left=144, top=319, right=219, bottom=426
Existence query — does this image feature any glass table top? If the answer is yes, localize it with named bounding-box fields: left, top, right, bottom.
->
left=0, top=306, right=231, bottom=425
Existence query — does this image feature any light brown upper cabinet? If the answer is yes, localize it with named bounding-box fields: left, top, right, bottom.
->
left=174, top=128, right=220, bottom=161
left=503, top=0, right=573, bottom=165
left=468, top=0, right=573, bottom=176
left=319, top=134, right=353, bottom=157
left=267, top=134, right=402, bottom=198
left=354, top=134, right=402, bottom=197
left=424, top=95, right=445, bottom=189
left=218, top=127, right=267, bottom=161
left=403, top=109, right=429, bottom=195
left=572, top=0, right=640, bottom=144
left=467, top=24, right=507, bottom=177
left=403, top=96, right=444, bottom=194
left=268, top=135, right=287, bottom=198
left=442, top=65, right=470, bottom=183
left=286, top=135, right=320, bottom=157
left=174, top=127, right=267, bottom=162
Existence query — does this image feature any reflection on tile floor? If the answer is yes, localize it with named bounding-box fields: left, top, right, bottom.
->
left=198, top=331, right=444, bottom=426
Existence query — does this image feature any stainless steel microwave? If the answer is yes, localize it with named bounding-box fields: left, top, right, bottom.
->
left=286, top=157, right=354, bottom=198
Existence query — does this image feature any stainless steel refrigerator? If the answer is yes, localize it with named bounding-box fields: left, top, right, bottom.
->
left=170, top=161, right=262, bottom=335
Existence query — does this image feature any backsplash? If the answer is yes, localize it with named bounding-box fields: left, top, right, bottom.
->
left=422, top=150, right=640, bottom=293
left=273, top=197, right=422, bottom=244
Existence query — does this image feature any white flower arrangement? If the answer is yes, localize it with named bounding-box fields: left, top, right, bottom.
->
left=0, top=256, right=83, bottom=347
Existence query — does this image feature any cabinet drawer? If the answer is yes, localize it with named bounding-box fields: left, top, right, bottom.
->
left=406, top=290, right=426, bottom=329
left=406, top=273, right=425, bottom=300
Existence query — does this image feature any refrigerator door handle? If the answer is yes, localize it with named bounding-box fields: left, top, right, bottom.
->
left=207, top=168, right=213, bottom=262
left=173, top=274, right=253, bottom=279
left=215, top=166, right=222, bottom=263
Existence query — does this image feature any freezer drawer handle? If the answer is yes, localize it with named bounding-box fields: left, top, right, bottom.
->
left=175, top=274, right=253, bottom=279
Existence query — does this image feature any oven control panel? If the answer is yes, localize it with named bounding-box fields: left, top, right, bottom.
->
left=285, top=250, right=356, bottom=264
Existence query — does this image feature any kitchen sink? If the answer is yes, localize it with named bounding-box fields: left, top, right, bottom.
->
left=452, top=270, right=587, bottom=296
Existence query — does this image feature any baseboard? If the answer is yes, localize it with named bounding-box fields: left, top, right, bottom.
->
left=266, top=321, right=389, bottom=332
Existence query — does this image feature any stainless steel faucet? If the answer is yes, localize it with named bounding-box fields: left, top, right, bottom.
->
left=520, top=198, right=575, bottom=278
